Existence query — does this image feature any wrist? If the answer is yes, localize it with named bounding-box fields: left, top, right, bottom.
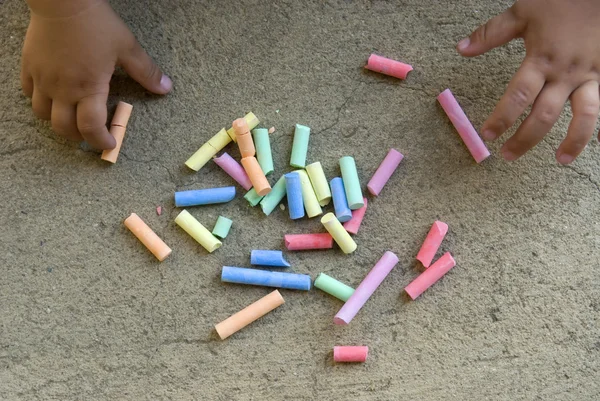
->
left=26, top=0, right=104, bottom=18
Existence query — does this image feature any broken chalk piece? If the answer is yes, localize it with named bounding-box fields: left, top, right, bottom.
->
left=156, top=206, right=162, bottom=216
left=297, top=170, right=322, bottom=218
left=268, top=127, right=275, bottom=134
left=233, top=118, right=256, bottom=158
left=226, top=112, right=260, bottom=142
left=321, top=212, right=357, bottom=254
left=339, top=156, right=364, bottom=210
left=284, top=233, right=333, bottom=251
left=367, top=148, right=404, bottom=196
left=260, top=174, right=286, bottom=216
left=212, top=216, right=233, bottom=239
left=343, top=197, right=367, bottom=235
left=285, top=172, right=305, bottom=220
left=252, top=128, right=274, bottom=175
left=334, top=251, right=399, bottom=325
left=213, top=152, right=253, bottom=191
left=250, top=250, right=291, bottom=267
left=101, top=101, right=133, bottom=164
left=174, top=210, right=222, bottom=253
left=314, top=273, right=355, bottom=302
left=174, top=186, right=236, bottom=207
left=330, top=177, right=352, bottom=223
left=437, top=89, right=490, bottom=163
left=221, top=266, right=311, bottom=291
left=124, top=213, right=172, bottom=262
left=241, top=157, right=271, bottom=196
left=244, top=187, right=264, bottom=207
left=290, top=124, right=310, bottom=168
left=365, top=54, right=413, bottom=80
left=215, top=290, right=284, bottom=340
left=416, top=221, right=449, bottom=268
left=306, top=162, right=332, bottom=206
left=405, top=252, right=456, bottom=300
left=333, top=346, right=369, bottom=363
left=185, top=128, right=231, bottom=171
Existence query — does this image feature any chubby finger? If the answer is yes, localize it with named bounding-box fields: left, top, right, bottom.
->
left=31, top=89, right=52, bottom=120
left=51, top=101, right=82, bottom=142
left=501, top=83, right=571, bottom=161
left=20, top=69, right=33, bottom=98
left=556, top=81, right=599, bottom=164
left=76, top=93, right=116, bottom=150
left=119, top=35, right=172, bottom=95
left=481, top=61, right=546, bottom=140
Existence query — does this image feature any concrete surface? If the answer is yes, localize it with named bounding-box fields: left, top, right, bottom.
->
left=1, top=0, right=600, bottom=400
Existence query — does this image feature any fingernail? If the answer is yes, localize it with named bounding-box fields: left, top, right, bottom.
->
left=457, top=38, right=470, bottom=51
left=482, top=130, right=496, bottom=141
left=557, top=152, right=574, bottom=165
left=160, top=74, right=173, bottom=92
left=502, top=150, right=517, bottom=161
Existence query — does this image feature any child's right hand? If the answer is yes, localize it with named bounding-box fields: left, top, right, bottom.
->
left=21, top=0, right=172, bottom=149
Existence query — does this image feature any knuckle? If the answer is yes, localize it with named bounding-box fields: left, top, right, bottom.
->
left=473, top=24, right=488, bottom=44
left=508, top=87, right=532, bottom=109
left=143, top=61, right=160, bottom=82
left=534, top=107, right=559, bottom=125
left=577, top=103, right=599, bottom=119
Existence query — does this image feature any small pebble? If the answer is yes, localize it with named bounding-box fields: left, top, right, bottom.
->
left=47, top=267, right=53, bottom=273
left=280, top=204, right=286, bottom=211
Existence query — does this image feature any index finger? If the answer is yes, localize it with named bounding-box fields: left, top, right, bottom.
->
left=76, top=92, right=116, bottom=150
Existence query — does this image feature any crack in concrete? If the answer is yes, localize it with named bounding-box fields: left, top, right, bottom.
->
left=563, top=165, right=600, bottom=193
left=119, top=152, right=177, bottom=184
left=314, top=84, right=363, bottom=135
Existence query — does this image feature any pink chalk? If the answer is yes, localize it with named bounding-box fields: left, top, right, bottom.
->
left=367, top=149, right=404, bottom=196
left=268, top=127, right=275, bottom=134
left=333, top=346, right=369, bottom=363
left=156, top=206, right=162, bottom=216
left=416, top=221, right=448, bottom=268
left=405, top=252, right=456, bottom=300
left=343, top=198, right=367, bottom=235
left=284, top=233, right=333, bottom=251
left=437, top=89, right=490, bottom=163
left=334, top=251, right=399, bottom=325
left=213, top=152, right=253, bottom=191
left=365, top=54, right=413, bottom=80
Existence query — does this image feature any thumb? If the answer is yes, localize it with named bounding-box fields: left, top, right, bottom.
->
left=457, top=7, right=523, bottom=57
left=119, top=37, right=172, bottom=95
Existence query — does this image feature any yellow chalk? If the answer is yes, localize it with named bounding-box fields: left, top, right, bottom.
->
left=306, top=162, right=332, bottom=207
left=321, top=212, right=357, bottom=254
left=185, top=142, right=219, bottom=171
left=175, top=210, right=222, bottom=253
left=226, top=112, right=260, bottom=142
left=207, top=128, right=232, bottom=150
left=296, top=170, right=322, bottom=218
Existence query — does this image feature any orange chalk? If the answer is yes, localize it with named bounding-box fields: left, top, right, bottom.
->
left=124, top=213, right=172, bottom=261
left=233, top=118, right=255, bottom=158
left=241, top=157, right=271, bottom=196
left=101, top=101, right=133, bottom=164
left=215, top=290, right=285, bottom=340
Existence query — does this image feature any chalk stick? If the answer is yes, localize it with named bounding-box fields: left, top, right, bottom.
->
left=334, top=251, right=399, bottom=325
left=212, top=216, right=233, bottom=239
left=284, top=233, right=334, bottom=251
left=333, top=346, right=369, bottom=363
left=233, top=118, right=256, bottom=158
left=124, top=213, right=172, bottom=261
left=213, top=152, right=253, bottom=190
left=367, top=148, right=404, bottom=196
left=416, top=221, right=448, bottom=268
left=174, top=187, right=236, bottom=207
left=339, top=156, right=364, bottom=210
left=215, top=290, right=284, bottom=340
left=174, top=210, right=222, bottom=253
left=321, top=212, right=357, bottom=254
left=314, top=273, right=355, bottom=302
left=405, top=252, right=456, bottom=299
left=437, top=89, right=490, bottom=163
left=297, top=170, right=322, bottom=218
left=221, top=266, right=311, bottom=291
left=285, top=172, right=305, bottom=220
left=241, top=157, right=271, bottom=196
left=306, top=162, right=332, bottom=206
left=101, top=101, right=133, bottom=163
left=343, top=197, right=367, bottom=235
left=252, top=128, right=274, bottom=175
left=330, top=177, right=352, bottom=223
left=251, top=250, right=291, bottom=267
left=226, top=112, right=260, bottom=142
left=244, top=187, right=264, bottom=207
left=290, top=124, right=310, bottom=168
left=260, top=174, right=286, bottom=216
left=185, top=128, right=230, bottom=171
left=365, top=54, right=413, bottom=80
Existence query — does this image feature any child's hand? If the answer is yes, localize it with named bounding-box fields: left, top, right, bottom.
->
left=21, top=0, right=172, bottom=149
left=457, top=0, right=600, bottom=164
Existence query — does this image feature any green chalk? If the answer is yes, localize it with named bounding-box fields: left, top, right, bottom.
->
left=252, top=128, right=274, bottom=175
left=339, top=156, right=364, bottom=210
left=290, top=124, right=310, bottom=168
left=244, top=188, right=264, bottom=207
left=212, top=216, right=233, bottom=239
left=260, top=175, right=287, bottom=216
left=314, top=273, right=355, bottom=302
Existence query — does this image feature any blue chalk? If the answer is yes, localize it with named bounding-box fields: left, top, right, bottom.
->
left=174, top=187, right=236, bottom=207
left=221, top=266, right=311, bottom=291
left=285, top=172, right=304, bottom=220
left=251, top=250, right=291, bottom=267
left=330, top=177, right=352, bottom=223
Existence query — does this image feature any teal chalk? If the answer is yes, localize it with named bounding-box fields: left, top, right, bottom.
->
left=290, top=124, right=310, bottom=168
left=260, top=175, right=287, bottom=216
left=244, top=188, right=264, bottom=207
left=252, top=128, right=274, bottom=175
left=339, top=156, right=364, bottom=210
left=212, top=216, right=233, bottom=239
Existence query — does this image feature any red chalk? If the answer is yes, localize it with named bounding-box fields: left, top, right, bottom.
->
left=405, top=252, right=456, bottom=300
left=365, top=54, right=413, bottom=80
left=156, top=206, right=162, bottom=216
left=416, top=221, right=448, bottom=268
left=284, top=233, right=333, bottom=251
left=343, top=198, right=367, bottom=235
left=333, top=346, right=369, bottom=363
